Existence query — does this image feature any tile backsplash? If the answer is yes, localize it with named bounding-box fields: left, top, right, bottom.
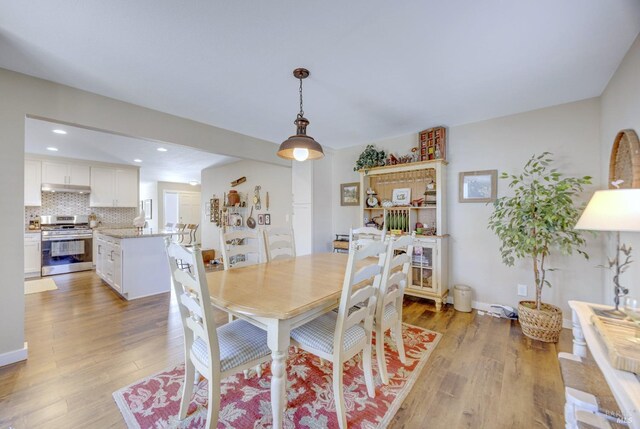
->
left=25, top=192, right=137, bottom=226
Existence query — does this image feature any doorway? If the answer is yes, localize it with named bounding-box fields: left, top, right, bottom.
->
left=163, top=190, right=201, bottom=242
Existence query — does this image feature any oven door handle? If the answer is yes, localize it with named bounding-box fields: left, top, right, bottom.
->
left=42, top=235, right=93, bottom=241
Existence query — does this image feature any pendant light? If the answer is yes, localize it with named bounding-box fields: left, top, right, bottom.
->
left=277, top=68, right=324, bottom=161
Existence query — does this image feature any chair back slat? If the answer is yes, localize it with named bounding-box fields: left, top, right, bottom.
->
left=179, top=292, right=204, bottom=318
left=220, top=229, right=261, bottom=270
left=333, top=240, right=387, bottom=354
left=350, top=226, right=386, bottom=250
left=263, top=227, right=296, bottom=262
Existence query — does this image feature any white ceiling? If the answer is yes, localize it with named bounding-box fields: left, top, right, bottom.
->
left=2, top=1, right=640, bottom=149
left=25, top=117, right=237, bottom=183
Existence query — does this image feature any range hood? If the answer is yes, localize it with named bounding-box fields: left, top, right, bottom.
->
left=41, top=183, right=91, bottom=194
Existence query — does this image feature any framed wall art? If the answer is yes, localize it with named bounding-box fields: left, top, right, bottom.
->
left=340, top=182, right=360, bottom=206
left=459, top=170, right=497, bottom=203
left=391, top=188, right=411, bottom=205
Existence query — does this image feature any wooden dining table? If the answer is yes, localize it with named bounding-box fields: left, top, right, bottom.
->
left=205, top=252, right=350, bottom=429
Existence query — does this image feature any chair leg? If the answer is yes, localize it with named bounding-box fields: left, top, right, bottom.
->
left=393, top=320, right=407, bottom=365
left=255, top=363, right=263, bottom=378
left=243, top=369, right=249, bottom=379
left=363, top=335, right=376, bottom=398
left=228, top=313, right=234, bottom=323
left=375, top=323, right=389, bottom=385
left=332, top=361, right=347, bottom=429
left=180, top=360, right=196, bottom=419
left=194, top=370, right=201, bottom=385
left=206, top=376, right=221, bottom=429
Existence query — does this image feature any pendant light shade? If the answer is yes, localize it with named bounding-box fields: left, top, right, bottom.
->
left=277, top=68, right=324, bottom=161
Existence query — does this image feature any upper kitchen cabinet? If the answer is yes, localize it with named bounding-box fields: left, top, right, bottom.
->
left=25, top=159, right=42, bottom=206
left=42, top=160, right=90, bottom=186
left=90, top=166, right=138, bottom=207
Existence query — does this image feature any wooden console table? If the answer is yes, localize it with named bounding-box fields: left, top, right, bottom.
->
left=569, top=301, right=640, bottom=428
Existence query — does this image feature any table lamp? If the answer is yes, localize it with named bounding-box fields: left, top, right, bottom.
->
left=575, top=189, right=640, bottom=314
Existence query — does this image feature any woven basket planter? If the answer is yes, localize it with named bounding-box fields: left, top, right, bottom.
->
left=518, top=301, right=563, bottom=343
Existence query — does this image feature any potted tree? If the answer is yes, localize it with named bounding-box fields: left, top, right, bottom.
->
left=488, top=152, right=591, bottom=342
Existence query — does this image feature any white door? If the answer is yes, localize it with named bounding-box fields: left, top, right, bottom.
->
left=178, top=192, right=200, bottom=224
left=42, top=161, right=69, bottom=184
left=292, top=204, right=312, bottom=256
left=164, top=192, right=180, bottom=226
left=90, top=167, right=116, bottom=207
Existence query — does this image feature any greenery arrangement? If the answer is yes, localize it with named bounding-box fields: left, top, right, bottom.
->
left=488, top=152, right=592, bottom=310
left=353, top=145, right=386, bottom=171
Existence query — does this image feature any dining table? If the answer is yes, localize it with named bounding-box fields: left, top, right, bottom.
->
left=205, top=252, right=350, bottom=429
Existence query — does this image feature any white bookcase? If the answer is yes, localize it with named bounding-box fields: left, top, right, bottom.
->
left=359, top=160, right=449, bottom=310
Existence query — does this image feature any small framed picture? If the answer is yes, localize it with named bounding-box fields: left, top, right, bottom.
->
left=340, top=182, right=360, bottom=206
left=392, top=188, right=411, bottom=205
left=264, top=213, right=271, bottom=225
left=459, top=170, right=498, bottom=203
left=258, top=214, right=264, bottom=225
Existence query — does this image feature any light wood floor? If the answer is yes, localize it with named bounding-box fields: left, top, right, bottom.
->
left=1, top=271, right=572, bottom=428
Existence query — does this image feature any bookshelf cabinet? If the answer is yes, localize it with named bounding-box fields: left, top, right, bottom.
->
left=359, top=160, right=449, bottom=310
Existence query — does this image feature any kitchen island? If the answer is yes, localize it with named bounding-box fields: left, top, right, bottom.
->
left=95, top=229, right=182, bottom=300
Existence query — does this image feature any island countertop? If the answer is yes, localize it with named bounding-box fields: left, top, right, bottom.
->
left=97, top=228, right=185, bottom=239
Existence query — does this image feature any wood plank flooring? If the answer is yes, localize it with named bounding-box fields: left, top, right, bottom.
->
left=0, top=271, right=572, bottom=428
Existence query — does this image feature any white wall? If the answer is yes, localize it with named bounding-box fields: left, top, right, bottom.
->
left=331, top=98, right=605, bottom=317
left=0, top=67, right=282, bottom=364
left=139, top=181, right=158, bottom=230
left=600, top=33, right=640, bottom=300
left=200, top=160, right=292, bottom=254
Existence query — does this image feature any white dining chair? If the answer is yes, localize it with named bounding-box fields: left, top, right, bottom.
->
left=349, top=226, right=386, bottom=250
left=263, top=226, right=296, bottom=262
left=290, top=240, right=388, bottom=429
left=220, top=229, right=261, bottom=270
left=375, top=234, right=414, bottom=384
left=165, top=241, right=271, bottom=429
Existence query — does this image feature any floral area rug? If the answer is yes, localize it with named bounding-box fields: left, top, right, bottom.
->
left=113, top=323, right=441, bottom=429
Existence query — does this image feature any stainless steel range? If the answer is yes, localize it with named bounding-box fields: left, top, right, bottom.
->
left=41, top=215, right=93, bottom=276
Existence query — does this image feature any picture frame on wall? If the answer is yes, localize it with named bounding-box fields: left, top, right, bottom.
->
left=392, top=188, right=411, bottom=205
left=340, top=182, right=360, bottom=206
left=459, top=170, right=498, bottom=203
left=142, top=199, right=152, bottom=219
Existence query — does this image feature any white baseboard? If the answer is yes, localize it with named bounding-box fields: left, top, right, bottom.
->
left=447, top=296, right=573, bottom=329
left=0, top=342, right=28, bottom=367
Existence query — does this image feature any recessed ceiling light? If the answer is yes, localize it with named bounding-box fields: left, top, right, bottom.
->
left=46, top=147, right=59, bottom=151
left=188, top=180, right=199, bottom=186
left=52, top=129, right=67, bottom=135
left=133, top=159, right=142, bottom=163
left=157, top=147, right=168, bottom=152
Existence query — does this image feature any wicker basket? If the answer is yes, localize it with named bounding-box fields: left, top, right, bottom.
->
left=518, top=301, right=563, bottom=343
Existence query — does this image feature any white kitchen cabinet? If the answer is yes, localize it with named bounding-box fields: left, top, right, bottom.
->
left=24, top=159, right=42, bottom=206
left=42, top=161, right=90, bottom=186
left=95, top=232, right=170, bottom=300
left=90, top=167, right=138, bottom=207
left=24, top=233, right=41, bottom=278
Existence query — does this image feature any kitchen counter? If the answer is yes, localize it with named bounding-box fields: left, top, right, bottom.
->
left=98, top=228, right=184, bottom=239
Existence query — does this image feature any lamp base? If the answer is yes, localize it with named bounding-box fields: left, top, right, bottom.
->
left=591, top=307, right=627, bottom=320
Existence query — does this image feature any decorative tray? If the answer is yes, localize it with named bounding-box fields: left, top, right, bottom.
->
left=591, top=315, right=640, bottom=374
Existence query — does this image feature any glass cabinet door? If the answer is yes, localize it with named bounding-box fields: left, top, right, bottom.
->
left=411, top=242, right=436, bottom=291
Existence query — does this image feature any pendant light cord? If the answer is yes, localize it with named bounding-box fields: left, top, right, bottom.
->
left=298, top=78, right=304, bottom=118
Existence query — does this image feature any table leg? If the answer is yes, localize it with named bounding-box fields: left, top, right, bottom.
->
left=267, top=320, right=290, bottom=429
left=571, top=308, right=586, bottom=358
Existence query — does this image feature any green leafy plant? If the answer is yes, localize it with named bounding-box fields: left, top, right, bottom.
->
left=354, top=145, right=386, bottom=171
left=488, top=152, right=592, bottom=310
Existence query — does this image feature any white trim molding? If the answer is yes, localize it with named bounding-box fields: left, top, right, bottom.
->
left=0, top=342, right=28, bottom=367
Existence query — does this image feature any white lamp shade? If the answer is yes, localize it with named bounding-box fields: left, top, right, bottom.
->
left=575, top=189, right=640, bottom=232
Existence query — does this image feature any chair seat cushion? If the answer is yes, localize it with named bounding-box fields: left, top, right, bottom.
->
left=383, top=303, right=398, bottom=322
left=291, top=311, right=366, bottom=355
left=191, top=319, right=270, bottom=372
